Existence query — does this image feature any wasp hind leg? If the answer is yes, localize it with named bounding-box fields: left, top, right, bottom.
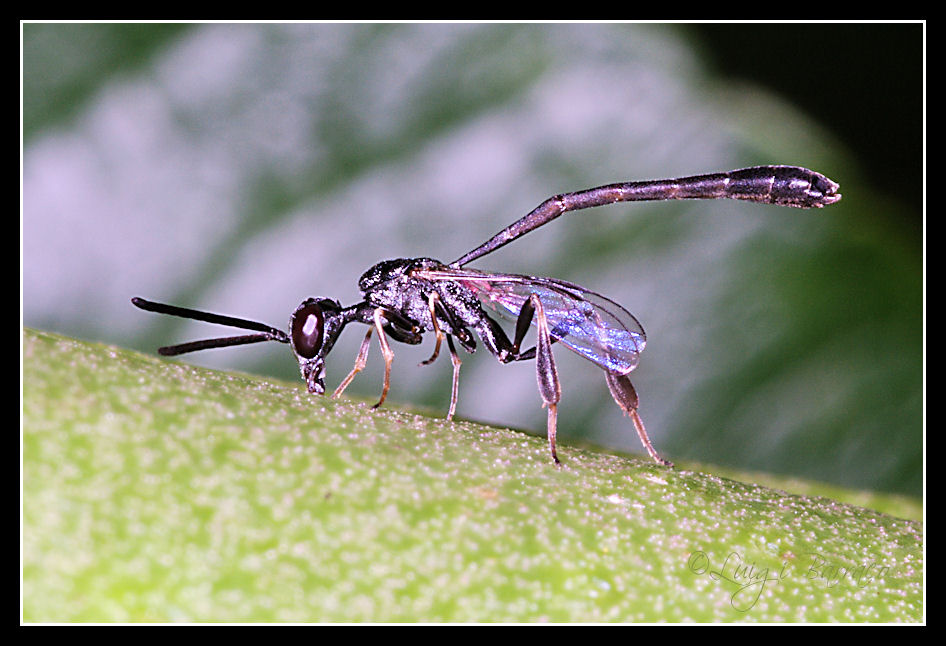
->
left=604, top=371, right=673, bottom=467
left=514, top=294, right=562, bottom=465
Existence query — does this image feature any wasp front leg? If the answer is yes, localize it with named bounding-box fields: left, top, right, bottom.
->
left=333, top=307, right=414, bottom=410
left=333, top=327, right=374, bottom=399
left=371, top=308, right=398, bottom=409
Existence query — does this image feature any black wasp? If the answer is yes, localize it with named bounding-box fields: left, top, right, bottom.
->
left=133, top=165, right=841, bottom=466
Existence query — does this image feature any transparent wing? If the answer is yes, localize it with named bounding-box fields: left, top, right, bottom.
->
left=418, top=267, right=646, bottom=375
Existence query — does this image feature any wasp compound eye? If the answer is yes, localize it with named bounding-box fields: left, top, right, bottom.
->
left=291, top=300, right=326, bottom=359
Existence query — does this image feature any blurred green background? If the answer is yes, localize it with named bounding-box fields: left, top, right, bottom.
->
left=23, top=23, right=922, bottom=497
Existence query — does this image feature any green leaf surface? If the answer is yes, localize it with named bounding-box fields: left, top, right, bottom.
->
left=23, top=329, right=923, bottom=622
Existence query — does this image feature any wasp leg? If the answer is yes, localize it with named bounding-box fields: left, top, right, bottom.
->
left=526, top=294, right=562, bottom=464
left=420, top=292, right=444, bottom=366
left=507, top=296, right=560, bottom=363
left=372, top=308, right=396, bottom=409
left=512, top=295, right=535, bottom=354
left=446, top=335, right=462, bottom=421
left=333, top=327, right=373, bottom=399
left=604, top=371, right=673, bottom=467
left=418, top=292, right=470, bottom=421
left=333, top=308, right=399, bottom=410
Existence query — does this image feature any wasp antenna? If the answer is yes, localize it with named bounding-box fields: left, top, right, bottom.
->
left=132, top=297, right=288, bottom=342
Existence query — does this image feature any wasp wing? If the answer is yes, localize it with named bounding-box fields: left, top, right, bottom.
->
left=417, top=267, right=645, bottom=375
